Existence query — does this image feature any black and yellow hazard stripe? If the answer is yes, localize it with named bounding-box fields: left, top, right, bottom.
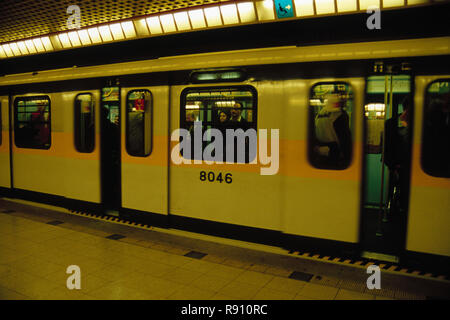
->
left=286, top=250, right=447, bottom=281
left=68, top=209, right=155, bottom=231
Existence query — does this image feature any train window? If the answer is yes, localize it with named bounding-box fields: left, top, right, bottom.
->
left=180, top=86, right=257, bottom=163
left=74, top=93, right=95, bottom=153
left=421, top=79, right=450, bottom=178
left=0, top=102, right=2, bottom=146
left=126, top=90, right=152, bottom=157
left=308, top=82, right=354, bottom=170
left=14, top=96, right=51, bottom=149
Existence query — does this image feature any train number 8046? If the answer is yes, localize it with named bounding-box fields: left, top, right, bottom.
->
left=200, top=171, right=232, bottom=184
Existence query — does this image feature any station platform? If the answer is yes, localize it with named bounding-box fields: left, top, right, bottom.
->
left=0, top=198, right=448, bottom=300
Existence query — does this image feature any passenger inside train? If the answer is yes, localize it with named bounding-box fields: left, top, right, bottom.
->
left=310, top=90, right=353, bottom=169
left=384, top=97, right=412, bottom=215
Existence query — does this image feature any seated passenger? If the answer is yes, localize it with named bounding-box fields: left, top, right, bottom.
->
left=230, top=103, right=247, bottom=125
left=313, top=94, right=352, bottom=168
left=185, top=111, right=198, bottom=136
left=219, top=110, right=229, bottom=124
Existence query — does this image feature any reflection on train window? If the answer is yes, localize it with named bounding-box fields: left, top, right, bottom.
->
left=0, top=102, right=2, bottom=146
left=308, top=83, right=353, bottom=170
left=422, top=79, right=450, bottom=177
left=180, top=86, right=257, bottom=163
left=74, top=93, right=95, bottom=153
left=14, top=96, right=51, bottom=149
left=126, top=90, right=152, bottom=157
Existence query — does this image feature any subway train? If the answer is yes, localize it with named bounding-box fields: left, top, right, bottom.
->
left=0, top=19, right=449, bottom=273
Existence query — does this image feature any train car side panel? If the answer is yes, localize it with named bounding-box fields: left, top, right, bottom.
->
left=407, top=75, right=450, bottom=257
left=0, top=96, right=10, bottom=188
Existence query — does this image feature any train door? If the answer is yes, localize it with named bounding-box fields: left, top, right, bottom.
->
left=100, top=85, right=121, bottom=213
left=0, top=95, right=11, bottom=190
left=120, top=86, right=169, bottom=221
left=360, top=66, right=413, bottom=261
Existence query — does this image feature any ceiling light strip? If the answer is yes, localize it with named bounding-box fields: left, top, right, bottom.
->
left=0, top=0, right=436, bottom=59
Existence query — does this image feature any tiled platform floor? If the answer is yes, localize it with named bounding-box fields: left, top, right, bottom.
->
left=0, top=200, right=447, bottom=300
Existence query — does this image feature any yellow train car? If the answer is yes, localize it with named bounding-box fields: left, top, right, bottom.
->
left=0, top=36, right=449, bottom=274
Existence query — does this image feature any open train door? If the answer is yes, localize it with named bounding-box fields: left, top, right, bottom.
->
left=360, top=63, right=413, bottom=262
left=100, top=84, right=122, bottom=214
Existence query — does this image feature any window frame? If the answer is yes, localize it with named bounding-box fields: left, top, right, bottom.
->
left=420, top=78, right=450, bottom=178
left=14, top=95, right=51, bottom=150
left=307, top=81, right=354, bottom=170
left=74, top=93, right=96, bottom=153
left=179, top=85, right=258, bottom=163
left=125, top=89, right=153, bottom=157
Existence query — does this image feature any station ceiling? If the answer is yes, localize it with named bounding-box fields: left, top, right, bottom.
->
left=0, top=0, right=232, bottom=43
left=0, top=0, right=446, bottom=60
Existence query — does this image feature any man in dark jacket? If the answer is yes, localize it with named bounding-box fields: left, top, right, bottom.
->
left=384, top=98, right=411, bottom=213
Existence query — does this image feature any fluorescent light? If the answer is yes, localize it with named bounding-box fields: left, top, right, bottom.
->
left=25, top=40, right=37, bottom=53
left=134, top=19, right=150, bottom=36
left=221, top=4, right=239, bottom=25
left=110, top=23, right=125, bottom=40
left=17, top=41, right=29, bottom=54
left=174, top=11, right=191, bottom=31
left=255, top=0, right=275, bottom=20
left=188, top=9, right=206, bottom=29
left=160, top=14, right=177, bottom=33
left=146, top=16, right=163, bottom=34
left=294, top=0, right=315, bottom=16
left=88, top=27, right=102, bottom=43
left=58, top=33, right=72, bottom=48
left=10, top=42, right=21, bottom=56
left=359, top=0, right=380, bottom=10
left=68, top=31, right=82, bottom=47
left=237, top=2, right=257, bottom=23
left=32, top=38, right=45, bottom=52
left=315, top=0, right=336, bottom=14
left=98, top=25, right=113, bottom=42
left=204, top=6, right=222, bottom=27
left=77, top=30, right=91, bottom=45
left=0, top=46, right=6, bottom=58
left=383, top=0, right=404, bottom=7
left=121, top=21, right=136, bottom=38
left=336, top=0, right=357, bottom=12
left=49, top=35, right=62, bottom=50
left=2, top=44, right=14, bottom=57
left=41, top=37, right=53, bottom=51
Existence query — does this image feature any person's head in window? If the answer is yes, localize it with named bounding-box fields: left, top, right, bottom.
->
left=219, top=110, right=229, bottom=123
left=399, top=96, right=411, bottom=127
left=324, top=94, right=345, bottom=110
left=186, top=111, right=196, bottom=122
left=230, top=102, right=246, bottom=122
